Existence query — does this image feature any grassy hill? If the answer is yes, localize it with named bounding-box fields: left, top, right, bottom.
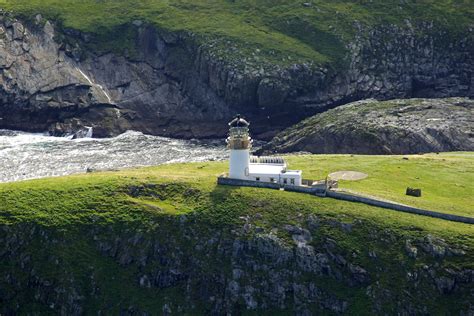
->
left=0, top=153, right=473, bottom=314
left=2, top=152, right=473, bottom=224
left=1, top=0, right=472, bottom=67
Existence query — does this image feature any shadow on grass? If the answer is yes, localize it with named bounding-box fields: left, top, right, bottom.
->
left=209, top=184, right=239, bottom=204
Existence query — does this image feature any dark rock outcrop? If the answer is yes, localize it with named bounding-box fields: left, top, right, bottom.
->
left=0, top=13, right=473, bottom=139
left=259, top=98, right=474, bottom=155
left=1, top=216, right=473, bottom=315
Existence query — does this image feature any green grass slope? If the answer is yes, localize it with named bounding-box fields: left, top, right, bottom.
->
left=0, top=154, right=473, bottom=314
left=1, top=153, right=472, bottom=237
left=286, top=152, right=474, bottom=218
left=1, top=0, right=472, bottom=67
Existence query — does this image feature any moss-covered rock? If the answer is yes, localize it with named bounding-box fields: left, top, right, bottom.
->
left=260, top=98, right=474, bottom=154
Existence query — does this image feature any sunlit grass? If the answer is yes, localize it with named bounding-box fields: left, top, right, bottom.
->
left=0, top=153, right=472, bottom=235
left=0, top=153, right=473, bottom=313
left=0, top=0, right=472, bottom=67
left=286, top=152, right=474, bottom=218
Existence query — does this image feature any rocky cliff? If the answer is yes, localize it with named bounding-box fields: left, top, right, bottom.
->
left=1, top=182, right=473, bottom=315
left=259, top=98, right=474, bottom=155
left=0, top=13, right=233, bottom=138
left=0, top=8, right=473, bottom=139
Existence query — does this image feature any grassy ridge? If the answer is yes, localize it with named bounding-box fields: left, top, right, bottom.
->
left=0, top=0, right=472, bottom=66
left=1, top=154, right=473, bottom=313
left=0, top=153, right=472, bottom=235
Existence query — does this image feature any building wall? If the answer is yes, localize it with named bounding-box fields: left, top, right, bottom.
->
left=217, top=177, right=326, bottom=196
left=247, top=172, right=302, bottom=186
left=229, top=149, right=250, bottom=180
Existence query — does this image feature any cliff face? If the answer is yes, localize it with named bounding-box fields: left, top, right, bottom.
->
left=1, top=212, right=473, bottom=315
left=0, top=12, right=473, bottom=138
left=259, top=98, right=474, bottom=155
left=0, top=15, right=233, bottom=138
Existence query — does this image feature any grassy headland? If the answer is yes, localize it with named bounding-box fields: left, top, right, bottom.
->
left=0, top=153, right=473, bottom=314
left=0, top=0, right=472, bottom=67
left=1, top=153, right=472, bottom=234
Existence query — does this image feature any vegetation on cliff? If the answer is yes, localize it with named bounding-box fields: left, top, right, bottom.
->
left=1, top=154, right=473, bottom=314
left=1, top=0, right=472, bottom=68
left=0, top=1, right=472, bottom=140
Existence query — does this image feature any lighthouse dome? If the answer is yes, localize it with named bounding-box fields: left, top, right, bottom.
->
left=229, top=115, right=250, bottom=128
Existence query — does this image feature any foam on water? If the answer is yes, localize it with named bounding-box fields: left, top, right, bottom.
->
left=0, top=130, right=229, bottom=183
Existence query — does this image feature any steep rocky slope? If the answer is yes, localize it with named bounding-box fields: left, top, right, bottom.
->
left=259, top=98, right=474, bottom=155
left=0, top=14, right=233, bottom=138
left=2, top=215, right=473, bottom=315
left=0, top=157, right=473, bottom=315
left=0, top=1, right=473, bottom=138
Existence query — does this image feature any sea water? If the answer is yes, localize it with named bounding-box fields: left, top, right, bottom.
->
left=0, top=130, right=229, bottom=183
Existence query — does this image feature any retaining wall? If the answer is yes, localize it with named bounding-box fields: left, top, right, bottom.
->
left=326, top=191, right=474, bottom=224
left=217, top=177, right=327, bottom=196
left=217, top=177, right=281, bottom=190
left=283, top=184, right=326, bottom=196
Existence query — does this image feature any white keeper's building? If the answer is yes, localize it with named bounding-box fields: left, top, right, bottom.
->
left=226, top=115, right=302, bottom=186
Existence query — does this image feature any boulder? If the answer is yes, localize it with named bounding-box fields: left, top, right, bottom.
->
left=406, top=187, right=422, bottom=197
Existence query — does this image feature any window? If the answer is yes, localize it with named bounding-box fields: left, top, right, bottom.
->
left=283, top=178, right=287, bottom=184
left=290, top=178, right=295, bottom=185
left=256, top=177, right=260, bottom=181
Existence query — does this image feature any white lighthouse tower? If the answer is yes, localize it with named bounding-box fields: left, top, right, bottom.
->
left=227, top=115, right=252, bottom=180
left=224, top=114, right=303, bottom=185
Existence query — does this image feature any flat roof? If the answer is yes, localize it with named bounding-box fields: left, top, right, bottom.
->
left=283, top=170, right=302, bottom=176
left=249, top=164, right=283, bottom=175
left=248, top=163, right=301, bottom=176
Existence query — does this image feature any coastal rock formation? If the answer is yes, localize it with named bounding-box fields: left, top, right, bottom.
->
left=259, top=98, right=474, bottom=155
left=0, top=14, right=232, bottom=138
left=1, top=214, right=472, bottom=315
left=0, top=12, right=473, bottom=138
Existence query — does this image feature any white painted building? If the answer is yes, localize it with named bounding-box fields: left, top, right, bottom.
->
left=226, top=115, right=302, bottom=186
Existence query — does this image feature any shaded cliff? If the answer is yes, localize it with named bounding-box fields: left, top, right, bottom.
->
left=259, top=98, right=474, bottom=155
left=0, top=2, right=473, bottom=138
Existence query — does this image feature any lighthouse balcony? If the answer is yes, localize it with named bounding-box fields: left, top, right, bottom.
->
left=227, top=138, right=252, bottom=149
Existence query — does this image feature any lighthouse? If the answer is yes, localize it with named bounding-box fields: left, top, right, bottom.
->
left=225, top=114, right=303, bottom=185
left=227, top=115, right=252, bottom=180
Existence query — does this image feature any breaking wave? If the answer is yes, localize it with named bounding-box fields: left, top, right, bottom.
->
left=0, top=130, right=229, bottom=183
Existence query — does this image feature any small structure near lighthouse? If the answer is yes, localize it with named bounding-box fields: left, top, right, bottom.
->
left=224, top=115, right=302, bottom=186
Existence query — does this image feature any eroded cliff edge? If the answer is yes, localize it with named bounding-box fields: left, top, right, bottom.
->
left=0, top=12, right=473, bottom=139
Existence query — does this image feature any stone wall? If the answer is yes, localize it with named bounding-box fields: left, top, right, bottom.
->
left=326, top=191, right=474, bottom=225
left=218, top=177, right=474, bottom=225
left=217, top=177, right=281, bottom=190
left=217, top=177, right=326, bottom=196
